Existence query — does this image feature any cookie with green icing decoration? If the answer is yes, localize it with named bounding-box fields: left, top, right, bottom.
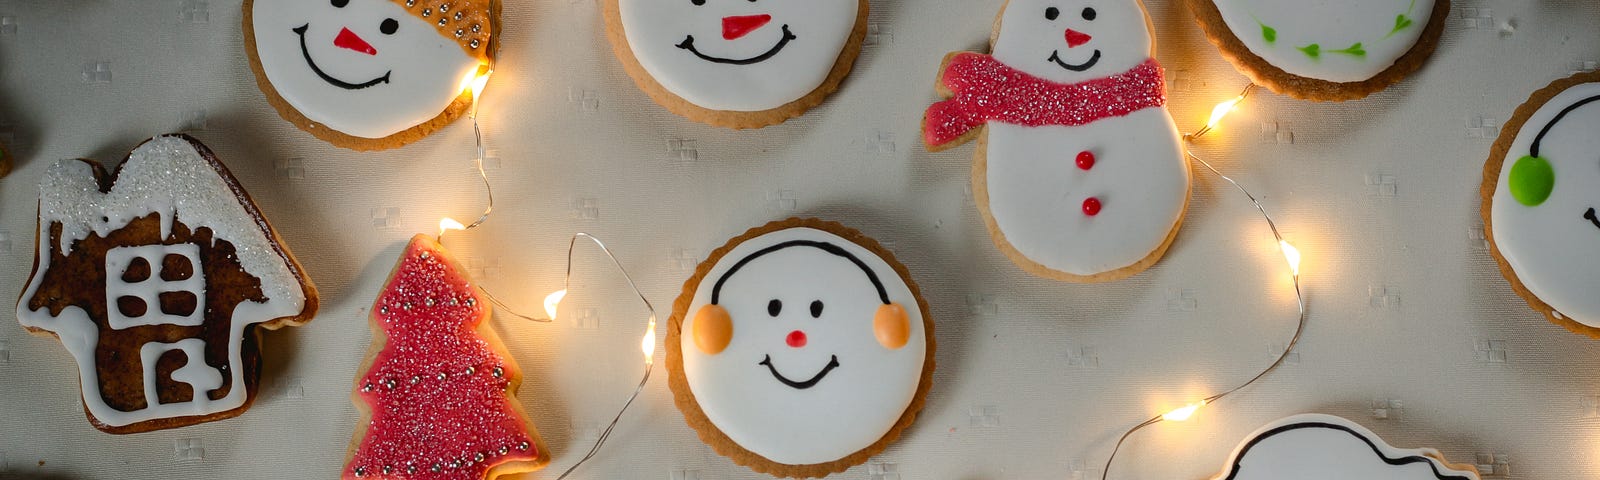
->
left=1484, top=71, right=1600, bottom=339
left=1184, top=0, right=1449, bottom=101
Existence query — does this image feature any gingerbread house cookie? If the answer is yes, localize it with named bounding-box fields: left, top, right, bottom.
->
left=16, top=134, right=318, bottom=433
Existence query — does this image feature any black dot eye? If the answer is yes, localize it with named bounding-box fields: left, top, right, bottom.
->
left=331, top=0, right=348, bottom=7
left=379, top=18, right=398, bottom=35
left=1044, top=7, right=1059, bottom=20
left=1082, top=7, right=1096, bottom=20
left=691, top=0, right=705, bottom=5
left=809, top=300, right=824, bottom=318
left=767, top=299, right=782, bottom=317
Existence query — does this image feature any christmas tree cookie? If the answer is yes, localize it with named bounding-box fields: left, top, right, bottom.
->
left=344, top=234, right=547, bottom=479
left=923, top=0, right=1189, bottom=282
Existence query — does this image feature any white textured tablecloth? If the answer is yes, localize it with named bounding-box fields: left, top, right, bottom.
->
left=1, top=0, right=1598, bottom=478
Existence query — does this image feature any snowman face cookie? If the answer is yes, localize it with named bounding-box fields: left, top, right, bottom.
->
left=669, top=220, right=932, bottom=477
left=993, top=0, right=1154, bottom=84
left=605, top=0, right=866, bottom=128
left=246, top=0, right=492, bottom=148
left=1185, top=0, right=1448, bottom=101
left=1486, top=74, right=1600, bottom=336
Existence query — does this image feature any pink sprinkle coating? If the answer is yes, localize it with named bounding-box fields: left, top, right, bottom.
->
left=924, top=53, right=1166, bottom=147
left=345, top=237, right=540, bottom=479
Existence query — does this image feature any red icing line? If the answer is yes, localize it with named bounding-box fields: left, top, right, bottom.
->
left=786, top=330, right=807, bottom=348
left=335, top=27, right=378, bottom=55
left=345, top=237, right=539, bottom=479
left=722, top=14, right=773, bottom=40
left=923, top=53, right=1166, bottom=147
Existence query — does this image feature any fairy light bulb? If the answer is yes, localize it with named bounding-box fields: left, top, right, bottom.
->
left=641, top=317, right=657, bottom=365
left=470, top=71, right=491, bottom=104
left=438, top=217, right=466, bottom=239
left=543, top=289, right=567, bottom=320
left=1206, top=96, right=1244, bottom=132
left=1162, top=401, right=1206, bottom=422
left=1279, top=241, right=1301, bottom=277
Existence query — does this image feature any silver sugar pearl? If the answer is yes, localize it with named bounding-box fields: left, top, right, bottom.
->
left=353, top=466, right=366, bottom=477
left=474, top=452, right=485, bottom=462
left=454, top=11, right=464, bottom=20
left=384, top=379, right=398, bottom=389
left=469, top=39, right=481, bottom=48
left=498, top=445, right=510, bottom=455
left=402, top=303, right=412, bottom=311
left=465, top=298, right=476, bottom=307
left=438, top=18, right=447, bottom=26
left=431, top=464, right=442, bottom=473
left=422, top=8, right=431, bottom=17
left=382, top=466, right=392, bottom=475
left=465, top=366, right=476, bottom=375
left=361, top=383, right=374, bottom=392
left=455, top=28, right=465, bottom=37
left=439, top=3, right=450, bottom=12
left=379, top=306, right=388, bottom=315
left=491, top=366, right=503, bottom=378
left=450, top=460, right=462, bottom=469
left=405, top=0, right=415, bottom=5
left=436, top=372, right=448, bottom=381
left=407, top=465, right=418, bottom=474
left=518, top=441, right=530, bottom=451
left=419, top=251, right=430, bottom=260
left=471, top=23, right=481, bottom=33
left=409, top=375, right=420, bottom=385
left=425, top=298, right=435, bottom=307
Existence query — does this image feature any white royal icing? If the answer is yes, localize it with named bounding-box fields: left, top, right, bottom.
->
left=1491, top=81, right=1600, bottom=328
left=1213, top=414, right=1479, bottom=480
left=17, top=136, right=307, bottom=427
left=251, top=0, right=481, bottom=139
left=982, top=0, right=1188, bottom=277
left=681, top=227, right=926, bottom=466
left=618, top=0, right=859, bottom=112
left=1212, top=0, right=1436, bottom=83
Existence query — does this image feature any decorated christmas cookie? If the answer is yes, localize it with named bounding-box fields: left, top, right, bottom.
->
left=344, top=234, right=546, bottom=479
left=1183, top=0, right=1449, bottom=101
left=667, top=218, right=934, bottom=477
left=1212, top=414, right=1479, bottom=480
left=922, top=0, right=1189, bottom=282
left=244, top=0, right=496, bottom=150
left=16, top=134, right=318, bottom=433
left=1483, top=71, right=1600, bottom=338
left=601, top=0, right=868, bottom=129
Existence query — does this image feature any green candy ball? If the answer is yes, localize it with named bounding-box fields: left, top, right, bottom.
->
left=1509, top=155, right=1555, bottom=207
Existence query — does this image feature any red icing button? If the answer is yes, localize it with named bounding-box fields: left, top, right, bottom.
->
left=1082, top=197, right=1102, bottom=216
left=1065, top=29, right=1092, bottom=48
left=723, top=14, right=773, bottom=40
left=786, top=330, right=807, bottom=348
left=334, top=27, right=377, bottom=56
left=1076, top=151, right=1095, bottom=170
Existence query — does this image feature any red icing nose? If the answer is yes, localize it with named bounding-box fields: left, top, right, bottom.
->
left=786, top=330, right=807, bottom=348
left=723, top=14, right=773, bottom=40
left=334, top=27, right=378, bottom=55
left=1065, top=28, right=1092, bottom=48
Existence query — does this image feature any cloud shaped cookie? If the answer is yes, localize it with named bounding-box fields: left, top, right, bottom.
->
left=1214, top=414, right=1479, bottom=480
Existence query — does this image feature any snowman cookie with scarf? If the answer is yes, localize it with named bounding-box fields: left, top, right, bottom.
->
left=923, top=0, right=1188, bottom=282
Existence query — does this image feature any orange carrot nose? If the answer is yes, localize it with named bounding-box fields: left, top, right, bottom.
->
left=1065, top=28, right=1092, bottom=48
left=334, top=27, right=377, bottom=55
left=723, top=14, right=773, bottom=40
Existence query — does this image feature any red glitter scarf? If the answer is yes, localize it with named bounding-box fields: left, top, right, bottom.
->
left=923, top=53, right=1166, bottom=147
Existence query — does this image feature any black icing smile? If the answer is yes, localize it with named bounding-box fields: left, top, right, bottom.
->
left=1586, top=208, right=1600, bottom=230
left=758, top=354, right=839, bottom=389
left=293, top=24, right=391, bottom=90
left=676, top=25, right=797, bottom=65
left=1047, top=49, right=1101, bottom=72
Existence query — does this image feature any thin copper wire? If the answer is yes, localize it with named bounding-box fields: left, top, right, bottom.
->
left=1101, top=84, right=1308, bottom=480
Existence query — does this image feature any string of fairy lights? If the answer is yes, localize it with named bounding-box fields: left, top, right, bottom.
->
left=436, top=69, right=658, bottom=480
left=1099, top=84, right=1309, bottom=480
left=440, top=68, right=1303, bottom=479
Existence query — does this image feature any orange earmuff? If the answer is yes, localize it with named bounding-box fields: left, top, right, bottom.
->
left=873, top=303, right=911, bottom=350
left=692, top=304, right=734, bottom=355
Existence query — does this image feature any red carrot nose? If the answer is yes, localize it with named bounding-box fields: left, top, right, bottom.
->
left=1065, top=28, right=1092, bottom=48
left=334, top=27, right=377, bottom=55
left=723, top=14, right=773, bottom=40
left=786, top=330, right=807, bottom=348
